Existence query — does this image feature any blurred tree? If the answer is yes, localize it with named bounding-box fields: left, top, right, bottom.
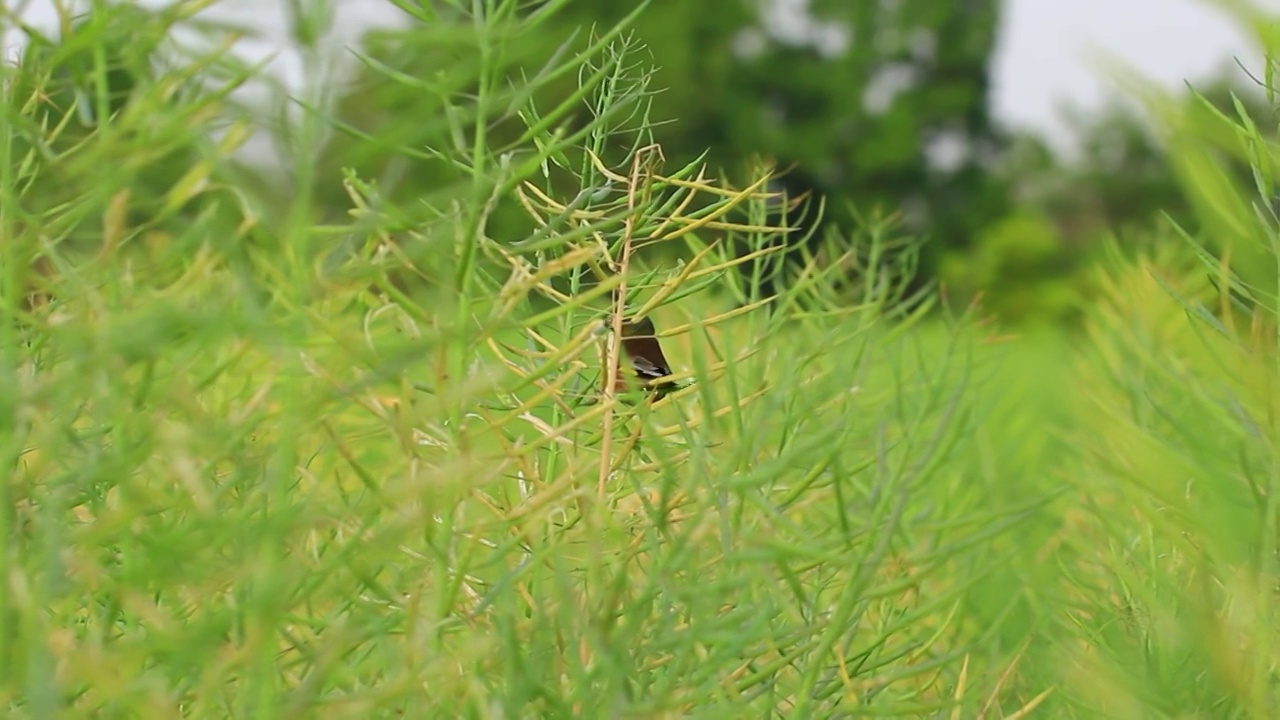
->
left=319, top=0, right=1008, bottom=297
left=941, top=73, right=1274, bottom=326
left=1030, top=76, right=1270, bottom=247
left=553, top=1, right=1004, bottom=205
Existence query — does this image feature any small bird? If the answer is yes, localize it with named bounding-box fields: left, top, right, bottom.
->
left=612, top=316, right=685, bottom=396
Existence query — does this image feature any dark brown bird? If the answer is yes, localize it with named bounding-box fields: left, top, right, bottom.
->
left=611, top=316, right=684, bottom=395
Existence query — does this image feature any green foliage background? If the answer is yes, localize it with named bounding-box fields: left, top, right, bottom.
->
left=4, top=0, right=1280, bottom=717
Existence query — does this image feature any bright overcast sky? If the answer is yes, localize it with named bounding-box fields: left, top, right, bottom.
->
left=992, top=0, right=1279, bottom=148
left=5, top=0, right=1277, bottom=152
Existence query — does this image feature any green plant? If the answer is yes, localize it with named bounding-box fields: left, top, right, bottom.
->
left=0, top=0, right=1050, bottom=717
left=1031, top=5, right=1280, bottom=713
left=938, top=209, right=1084, bottom=325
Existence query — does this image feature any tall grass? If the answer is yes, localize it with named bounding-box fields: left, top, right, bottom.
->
left=4, top=0, right=1280, bottom=717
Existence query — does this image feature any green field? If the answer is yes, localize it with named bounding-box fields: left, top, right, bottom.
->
left=4, top=2, right=1280, bottom=717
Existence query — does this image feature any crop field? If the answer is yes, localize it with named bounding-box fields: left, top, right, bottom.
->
left=3, top=1, right=1279, bottom=717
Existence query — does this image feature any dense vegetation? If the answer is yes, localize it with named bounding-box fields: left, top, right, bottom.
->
left=3, top=0, right=1280, bottom=716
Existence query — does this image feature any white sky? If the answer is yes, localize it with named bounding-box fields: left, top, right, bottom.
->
left=4, top=0, right=1278, bottom=153
left=992, top=0, right=1280, bottom=149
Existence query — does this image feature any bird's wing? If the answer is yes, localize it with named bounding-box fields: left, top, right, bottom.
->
left=631, top=355, right=671, bottom=379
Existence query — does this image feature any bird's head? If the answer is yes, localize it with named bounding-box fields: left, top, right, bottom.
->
left=619, top=315, right=657, bottom=338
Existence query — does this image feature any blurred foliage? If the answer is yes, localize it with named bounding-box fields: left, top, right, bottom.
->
left=10, top=0, right=1279, bottom=329
left=10, top=0, right=1280, bottom=716
left=316, top=0, right=1009, bottom=301
left=544, top=0, right=1006, bottom=218
left=311, top=0, right=1280, bottom=328
left=0, top=2, right=1047, bottom=715
left=938, top=209, right=1083, bottom=324
left=4, top=2, right=263, bottom=303
left=940, top=73, right=1274, bottom=326
left=1146, top=76, right=1280, bottom=304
